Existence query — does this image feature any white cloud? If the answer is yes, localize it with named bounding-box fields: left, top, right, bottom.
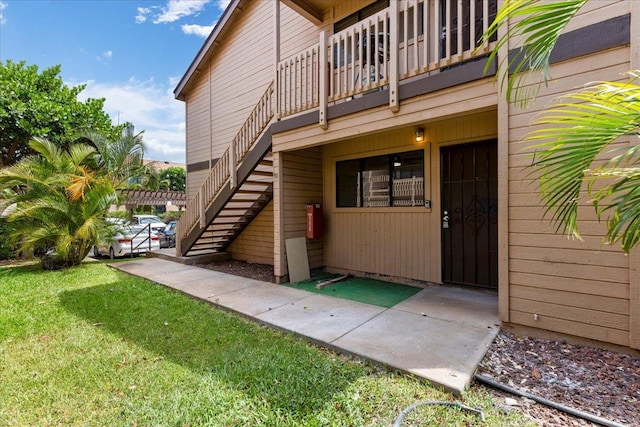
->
left=0, top=1, right=7, bottom=25
left=135, top=6, right=152, bottom=24
left=96, top=50, right=113, bottom=63
left=76, top=77, right=186, bottom=163
left=153, top=0, right=211, bottom=24
left=181, top=23, right=214, bottom=37
left=216, top=0, right=230, bottom=12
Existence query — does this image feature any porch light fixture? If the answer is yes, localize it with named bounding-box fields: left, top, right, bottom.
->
left=393, top=155, right=402, bottom=167
left=414, top=127, right=425, bottom=143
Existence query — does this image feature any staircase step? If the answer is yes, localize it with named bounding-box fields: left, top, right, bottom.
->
left=192, top=241, right=226, bottom=249
left=201, top=228, right=236, bottom=237
left=207, top=231, right=235, bottom=237
left=204, top=224, right=241, bottom=231
left=212, top=217, right=249, bottom=225
left=216, top=211, right=258, bottom=218
left=234, top=188, right=272, bottom=195
left=194, top=236, right=232, bottom=244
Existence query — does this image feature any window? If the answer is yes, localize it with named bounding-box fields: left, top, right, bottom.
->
left=336, top=150, right=424, bottom=208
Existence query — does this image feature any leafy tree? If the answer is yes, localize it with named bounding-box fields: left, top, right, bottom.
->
left=0, top=138, right=116, bottom=268
left=0, top=60, right=124, bottom=167
left=482, top=0, right=640, bottom=251
left=159, top=166, right=186, bottom=192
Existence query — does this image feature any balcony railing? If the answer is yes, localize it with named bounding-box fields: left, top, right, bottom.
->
left=276, top=0, right=497, bottom=121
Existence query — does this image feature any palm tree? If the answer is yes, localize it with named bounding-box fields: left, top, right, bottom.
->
left=481, top=0, right=640, bottom=252
left=0, top=138, right=116, bottom=268
left=82, top=126, right=146, bottom=189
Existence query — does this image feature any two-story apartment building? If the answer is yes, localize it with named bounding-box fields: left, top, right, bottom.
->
left=173, top=0, right=639, bottom=351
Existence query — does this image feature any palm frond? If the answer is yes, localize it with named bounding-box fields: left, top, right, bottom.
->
left=527, top=71, right=640, bottom=250
left=480, top=0, right=587, bottom=106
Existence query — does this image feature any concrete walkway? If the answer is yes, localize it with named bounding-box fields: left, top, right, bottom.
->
left=110, top=257, right=499, bottom=395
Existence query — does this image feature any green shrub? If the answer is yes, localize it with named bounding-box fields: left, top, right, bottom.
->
left=160, top=210, right=184, bottom=222
left=0, top=217, right=17, bottom=260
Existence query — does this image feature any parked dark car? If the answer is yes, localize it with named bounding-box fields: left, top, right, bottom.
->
left=159, top=220, right=177, bottom=248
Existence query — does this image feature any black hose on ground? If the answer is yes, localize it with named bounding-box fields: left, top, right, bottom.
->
left=393, top=401, right=485, bottom=426
left=474, top=374, right=627, bottom=427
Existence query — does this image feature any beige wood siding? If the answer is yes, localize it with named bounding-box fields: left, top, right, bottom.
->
left=322, top=111, right=497, bottom=283
left=184, top=1, right=323, bottom=171
left=507, top=42, right=632, bottom=346
left=273, top=78, right=497, bottom=152
left=228, top=201, right=275, bottom=265
left=186, top=169, right=210, bottom=202
left=274, top=148, right=324, bottom=279
left=185, top=68, right=213, bottom=198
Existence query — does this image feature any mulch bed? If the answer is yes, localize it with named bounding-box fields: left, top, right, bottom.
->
left=477, top=331, right=640, bottom=426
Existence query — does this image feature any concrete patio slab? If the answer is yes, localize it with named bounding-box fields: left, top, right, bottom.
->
left=109, top=258, right=499, bottom=396
left=257, top=293, right=386, bottom=343
left=332, top=308, right=498, bottom=394
left=206, top=283, right=311, bottom=317
left=169, top=278, right=254, bottom=300
left=394, top=285, right=499, bottom=329
left=114, top=258, right=195, bottom=277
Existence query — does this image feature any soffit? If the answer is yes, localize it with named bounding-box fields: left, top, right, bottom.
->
left=281, top=0, right=342, bottom=24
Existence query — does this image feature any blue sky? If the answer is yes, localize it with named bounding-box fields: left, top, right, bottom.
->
left=0, top=0, right=231, bottom=163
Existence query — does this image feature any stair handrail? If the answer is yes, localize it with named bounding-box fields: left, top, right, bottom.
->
left=177, top=82, right=274, bottom=252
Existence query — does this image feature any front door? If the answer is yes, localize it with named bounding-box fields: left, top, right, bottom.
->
left=441, top=140, right=498, bottom=289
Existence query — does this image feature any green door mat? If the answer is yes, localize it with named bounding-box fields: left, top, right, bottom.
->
left=285, top=274, right=421, bottom=308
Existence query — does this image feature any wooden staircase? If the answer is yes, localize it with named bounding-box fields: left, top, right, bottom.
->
left=176, top=83, right=275, bottom=257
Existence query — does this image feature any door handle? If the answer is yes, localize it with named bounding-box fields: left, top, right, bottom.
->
left=442, top=210, right=449, bottom=229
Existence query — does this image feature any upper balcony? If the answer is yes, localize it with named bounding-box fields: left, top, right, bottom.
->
left=276, top=0, right=498, bottom=126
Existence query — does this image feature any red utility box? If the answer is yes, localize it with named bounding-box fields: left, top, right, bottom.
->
left=305, top=204, right=323, bottom=240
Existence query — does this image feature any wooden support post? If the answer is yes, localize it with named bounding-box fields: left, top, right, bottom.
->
left=229, top=140, right=237, bottom=189
left=389, top=1, right=399, bottom=112
left=274, top=0, right=281, bottom=120
left=319, top=31, right=328, bottom=129
left=199, top=189, right=205, bottom=229
left=630, top=0, right=640, bottom=350
left=497, top=0, right=510, bottom=323
left=273, top=152, right=288, bottom=282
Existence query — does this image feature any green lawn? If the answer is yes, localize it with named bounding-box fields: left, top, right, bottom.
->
left=0, top=261, right=530, bottom=426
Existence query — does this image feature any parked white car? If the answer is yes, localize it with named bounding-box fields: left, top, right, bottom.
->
left=132, top=214, right=167, bottom=233
left=93, top=221, right=160, bottom=259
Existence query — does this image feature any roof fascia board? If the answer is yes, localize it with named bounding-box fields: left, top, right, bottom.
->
left=281, top=0, right=323, bottom=25
left=174, top=0, right=243, bottom=101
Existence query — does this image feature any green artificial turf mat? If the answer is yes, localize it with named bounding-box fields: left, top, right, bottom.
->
left=285, top=273, right=421, bottom=308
